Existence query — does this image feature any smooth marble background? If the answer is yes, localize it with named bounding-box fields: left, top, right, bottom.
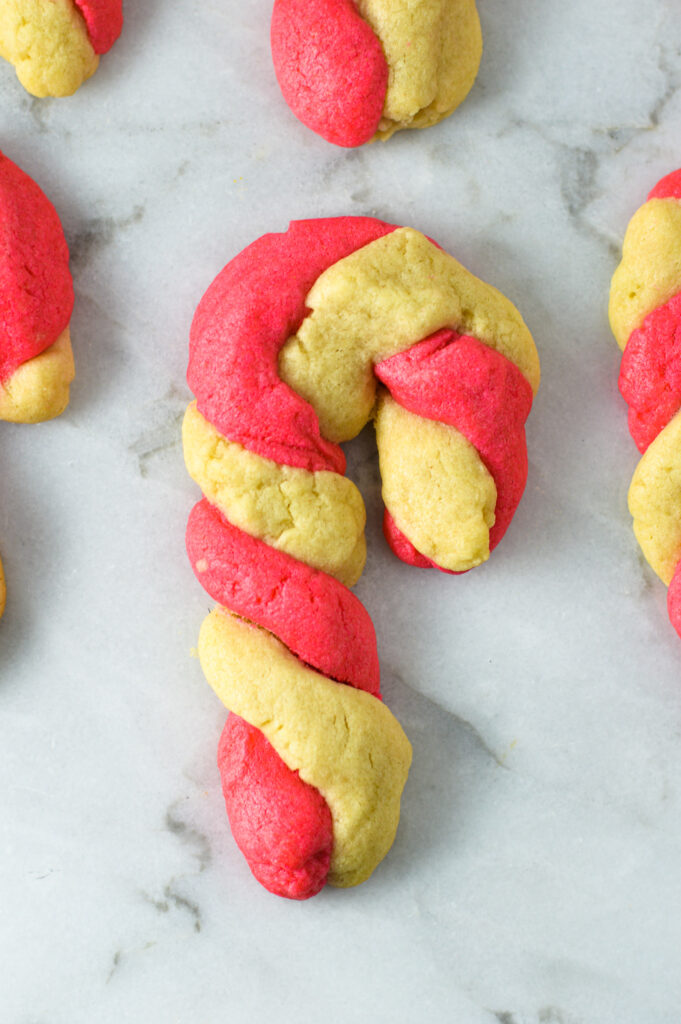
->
left=1, top=1, right=681, bottom=1021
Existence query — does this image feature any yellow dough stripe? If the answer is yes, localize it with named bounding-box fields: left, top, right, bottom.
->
left=609, top=199, right=681, bottom=351
left=183, top=401, right=367, bottom=587
left=376, top=395, right=497, bottom=571
left=0, top=0, right=98, bottom=97
left=0, top=330, right=75, bottom=424
left=356, top=0, right=483, bottom=141
left=629, top=410, right=681, bottom=586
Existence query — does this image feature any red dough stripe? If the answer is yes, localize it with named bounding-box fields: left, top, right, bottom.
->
left=619, top=291, right=681, bottom=453
left=648, top=169, right=681, bottom=202
left=382, top=514, right=434, bottom=570
left=619, top=172, right=681, bottom=455
left=271, top=0, right=388, bottom=147
left=186, top=498, right=380, bottom=696
left=0, top=152, right=73, bottom=383
left=188, top=217, right=397, bottom=476
left=218, top=717, right=334, bottom=900
left=376, top=329, right=533, bottom=569
left=72, top=0, right=123, bottom=54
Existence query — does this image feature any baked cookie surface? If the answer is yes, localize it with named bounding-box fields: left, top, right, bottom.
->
left=0, top=0, right=122, bottom=97
left=271, top=0, right=482, bottom=146
left=184, top=217, right=539, bottom=898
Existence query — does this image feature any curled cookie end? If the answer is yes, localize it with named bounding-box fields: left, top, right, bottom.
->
left=383, top=510, right=435, bottom=570
left=376, top=329, right=533, bottom=563
left=0, top=0, right=98, bottom=97
left=0, top=329, right=75, bottom=423
left=382, top=510, right=469, bottom=576
left=218, top=717, right=333, bottom=900
left=200, top=608, right=412, bottom=893
left=376, top=395, right=496, bottom=574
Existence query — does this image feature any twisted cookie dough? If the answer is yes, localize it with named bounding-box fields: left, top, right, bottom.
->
left=0, top=0, right=122, bottom=97
left=183, top=216, right=540, bottom=897
left=610, top=170, right=681, bottom=639
left=184, top=217, right=539, bottom=899
left=0, top=150, right=75, bottom=616
left=271, top=0, right=482, bottom=146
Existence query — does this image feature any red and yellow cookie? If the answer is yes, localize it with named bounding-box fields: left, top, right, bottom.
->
left=183, top=217, right=539, bottom=898
left=0, top=0, right=122, bottom=97
left=271, top=0, right=482, bottom=146
left=610, top=170, right=681, bottom=639
left=0, top=150, right=75, bottom=616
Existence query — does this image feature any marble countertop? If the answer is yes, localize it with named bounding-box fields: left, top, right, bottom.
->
left=2, top=2, right=681, bottom=1021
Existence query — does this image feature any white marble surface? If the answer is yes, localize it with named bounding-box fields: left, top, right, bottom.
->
left=1, top=1, right=681, bottom=1021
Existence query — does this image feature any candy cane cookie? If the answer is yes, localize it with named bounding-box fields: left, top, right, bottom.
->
left=609, top=170, right=681, bottom=639
left=0, top=151, right=75, bottom=617
left=0, top=0, right=123, bottom=97
left=184, top=217, right=539, bottom=899
left=271, top=0, right=482, bottom=146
